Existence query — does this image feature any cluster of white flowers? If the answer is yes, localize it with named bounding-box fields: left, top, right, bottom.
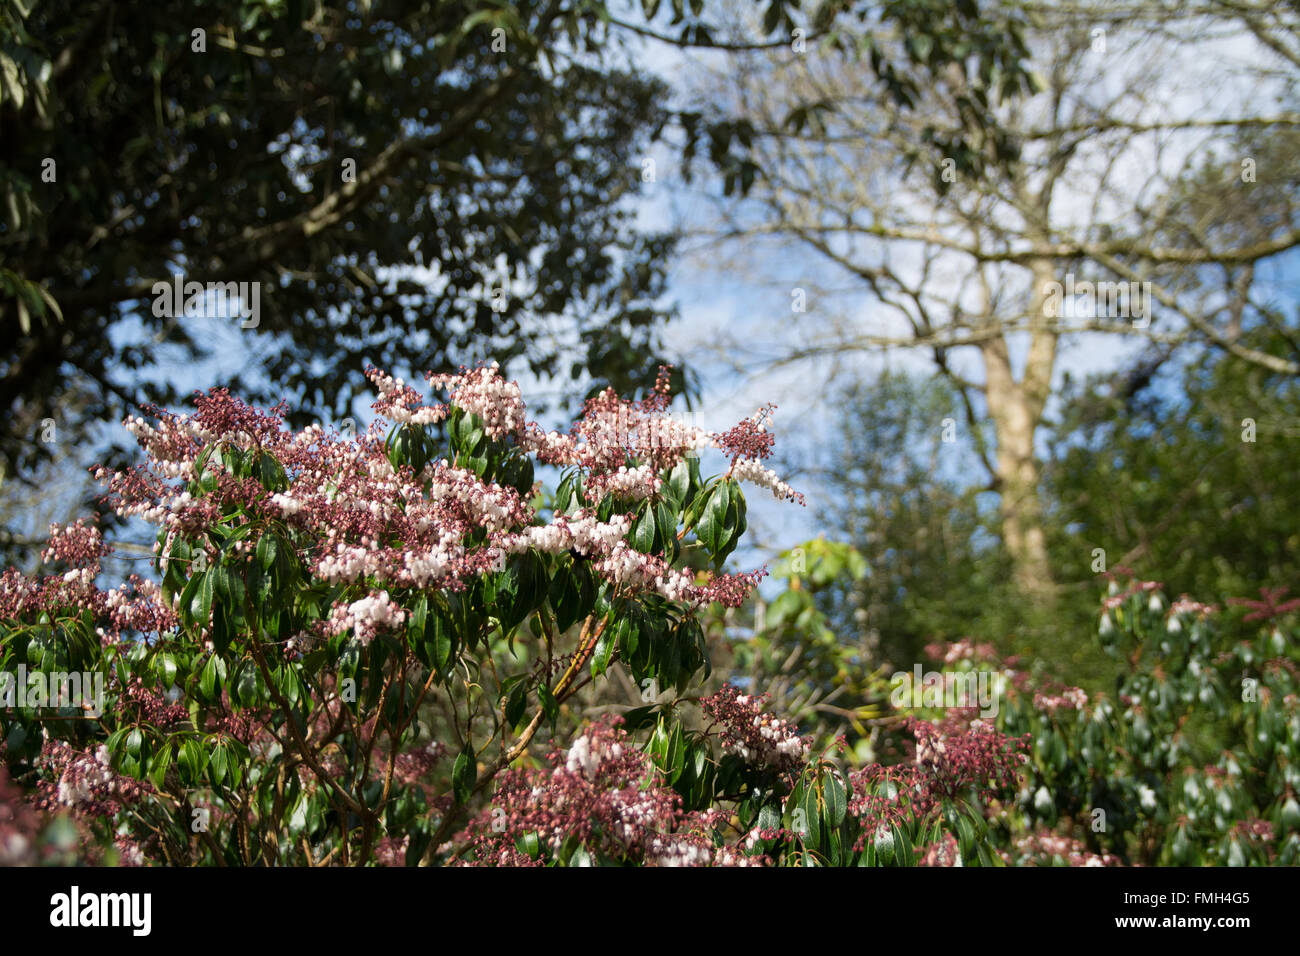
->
left=369, top=370, right=448, bottom=426
left=724, top=693, right=810, bottom=769
left=118, top=489, right=196, bottom=526
left=156, top=529, right=176, bottom=577
left=729, top=457, right=803, bottom=502
left=423, top=463, right=523, bottom=533
left=761, top=725, right=810, bottom=763
left=432, top=362, right=526, bottom=440
left=500, top=512, right=633, bottom=556
left=564, top=733, right=617, bottom=778
left=61, top=567, right=95, bottom=587
left=1033, top=686, right=1089, bottom=712
left=325, top=590, right=407, bottom=646
left=648, top=837, right=715, bottom=867
left=104, top=577, right=177, bottom=636
left=56, top=746, right=114, bottom=807
left=269, top=492, right=304, bottom=516
left=1166, top=597, right=1216, bottom=633
left=915, top=734, right=948, bottom=767
left=400, top=538, right=462, bottom=588
left=122, top=415, right=197, bottom=478
left=584, top=464, right=662, bottom=503
left=315, top=543, right=378, bottom=585
left=593, top=541, right=701, bottom=606
left=526, top=429, right=578, bottom=460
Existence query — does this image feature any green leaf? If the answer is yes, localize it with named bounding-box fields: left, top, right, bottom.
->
left=516, top=831, right=541, bottom=860
left=538, top=684, right=559, bottom=727
left=210, top=603, right=232, bottom=655
left=717, top=482, right=746, bottom=565
left=631, top=503, right=657, bottom=554
left=424, top=599, right=456, bottom=674
left=178, top=738, right=208, bottom=786
left=590, top=627, right=615, bottom=677
left=954, top=811, right=977, bottom=856
left=452, top=743, right=476, bottom=805
left=824, top=769, right=848, bottom=827
left=664, top=456, right=698, bottom=512
left=253, top=451, right=288, bottom=492
left=155, top=652, right=178, bottom=686
left=549, top=558, right=596, bottom=633
left=696, top=480, right=743, bottom=564
left=696, top=481, right=729, bottom=554
left=493, top=550, right=548, bottom=633
left=892, top=822, right=915, bottom=867
left=654, top=500, right=679, bottom=560
left=256, top=533, right=278, bottom=571
left=209, top=741, right=228, bottom=786
left=211, top=564, right=247, bottom=628
left=505, top=679, right=528, bottom=728
left=198, top=653, right=225, bottom=701
left=178, top=568, right=204, bottom=627
left=191, top=570, right=214, bottom=627
left=149, top=741, right=173, bottom=790
left=619, top=704, right=658, bottom=732
left=799, top=780, right=823, bottom=847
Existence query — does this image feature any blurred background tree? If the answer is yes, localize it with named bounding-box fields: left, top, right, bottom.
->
left=1046, top=324, right=1300, bottom=628
left=678, top=0, right=1300, bottom=682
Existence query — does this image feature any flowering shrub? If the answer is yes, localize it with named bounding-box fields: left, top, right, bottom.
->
left=1, top=363, right=1042, bottom=866
left=997, top=577, right=1300, bottom=866
left=878, top=576, right=1300, bottom=866
left=0, top=363, right=813, bottom=865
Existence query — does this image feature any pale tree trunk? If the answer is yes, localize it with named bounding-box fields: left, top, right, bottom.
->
left=980, top=258, right=1058, bottom=607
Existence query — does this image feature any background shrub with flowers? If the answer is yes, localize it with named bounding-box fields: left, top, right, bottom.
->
left=994, top=578, right=1300, bottom=866
left=733, top=541, right=1300, bottom=867
left=702, top=538, right=1300, bottom=868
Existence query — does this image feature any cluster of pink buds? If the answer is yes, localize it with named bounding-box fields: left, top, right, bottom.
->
left=700, top=685, right=810, bottom=771
left=919, top=832, right=961, bottom=866
left=429, top=363, right=526, bottom=439
left=849, top=719, right=1027, bottom=841
left=458, top=718, right=758, bottom=866
left=367, top=370, right=450, bottom=427
left=105, top=576, right=178, bottom=636
left=584, top=464, right=662, bottom=503
left=1168, top=597, right=1218, bottom=618
left=1230, top=818, right=1275, bottom=843
left=923, top=638, right=997, bottom=664
left=41, top=520, right=111, bottom=588
left=32, top=741, right=148, bottom=816
left=908, top=718, right=1028, bottom=803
